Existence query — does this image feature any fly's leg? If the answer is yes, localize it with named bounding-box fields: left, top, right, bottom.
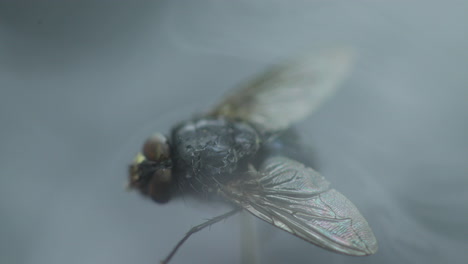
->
left=161, top=208, right=242, bottom=264
left=240, top=210, right=260, bottom=264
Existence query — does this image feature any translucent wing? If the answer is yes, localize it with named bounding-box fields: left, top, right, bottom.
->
left=223, top=156, right=378, bottom=256
left=210, top=48, right=354, bottom=132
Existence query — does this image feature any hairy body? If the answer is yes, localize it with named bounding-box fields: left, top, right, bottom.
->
left=171, top=117, right=260, bottom=194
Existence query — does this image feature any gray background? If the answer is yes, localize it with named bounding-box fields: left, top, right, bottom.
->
left=1, top=1, right=467, bottom=264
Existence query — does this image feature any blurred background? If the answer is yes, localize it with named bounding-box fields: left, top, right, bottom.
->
left=0, top=1, right=467, bottom=264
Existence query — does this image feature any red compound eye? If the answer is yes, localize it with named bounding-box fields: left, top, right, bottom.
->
left=147, top=168, right=172, bottom=204
left=142, top=133, right=170, bottom=162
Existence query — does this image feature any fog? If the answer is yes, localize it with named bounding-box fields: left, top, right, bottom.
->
left=1, top=1, right=467, bottom=264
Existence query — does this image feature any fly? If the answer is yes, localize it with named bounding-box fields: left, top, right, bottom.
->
left=127, top=48, right=378, bottom=264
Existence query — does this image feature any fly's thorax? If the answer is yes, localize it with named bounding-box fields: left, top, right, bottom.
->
left=128, top=133, right=174, bottom=204
left=170, top=117, right=261, bottom=192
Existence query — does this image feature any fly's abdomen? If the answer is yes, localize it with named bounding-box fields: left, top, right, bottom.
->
left=171, top=118, right=260, bottom=192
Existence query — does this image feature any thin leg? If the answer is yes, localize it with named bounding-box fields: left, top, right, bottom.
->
left=161, top=208, right=242, bottom=264
left=240, top=210, right=260, bottom=264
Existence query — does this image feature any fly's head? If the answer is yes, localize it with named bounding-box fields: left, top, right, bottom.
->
left=128, top=133, right=173, bottom=204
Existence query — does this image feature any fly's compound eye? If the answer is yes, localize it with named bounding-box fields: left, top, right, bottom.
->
left=147, top=168, right=172, bottom=203
left=142, top=133, right=171, bottom=162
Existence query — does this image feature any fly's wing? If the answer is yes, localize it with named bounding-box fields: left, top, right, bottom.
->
left=224, top=156, right=378, bottom=256
left=210, top=48, right=354, bottom=132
